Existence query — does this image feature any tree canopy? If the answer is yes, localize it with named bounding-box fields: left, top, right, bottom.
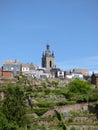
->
left=64, top=79, right=92, bottom=102
left=67, top=79, right=92, bottom=94
left=0, top=111, right=18, bottom=130
left=2, top=86, right=28, bottom=127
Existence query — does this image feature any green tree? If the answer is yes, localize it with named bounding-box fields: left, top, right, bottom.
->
left=91, top=88, right=98, bottom=101
left=68, top=79, right=92, bottom=94
left=0, top=111, right=18, bottom=130
left=0, top=111, right=8, bottom=129
left=64, top=79, right=92, bottom=102
left=2, top=86, right=28, bottom=127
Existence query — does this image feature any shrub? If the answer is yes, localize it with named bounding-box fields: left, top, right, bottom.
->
left=33, top=108, right=49, bottom=116
left=44, top=88, right=51, bottom=95
left=70, top=127, right=76, bottom=130
left=57, top=101, right=68, bottom=106
left=37, top=101, right=56, bottom=108
left=57, top=101, right=76, bottom=106
left=68, top=117, right=74, bottom=123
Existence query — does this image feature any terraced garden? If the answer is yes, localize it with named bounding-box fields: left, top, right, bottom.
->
left=0, top=77, right=98, bottom=129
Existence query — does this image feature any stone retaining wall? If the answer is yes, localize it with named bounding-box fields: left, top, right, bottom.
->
left=42, top=103, right=89, bottom=117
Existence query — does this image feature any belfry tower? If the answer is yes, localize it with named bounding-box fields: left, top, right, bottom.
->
left=42, top=44, right=55, bottom=69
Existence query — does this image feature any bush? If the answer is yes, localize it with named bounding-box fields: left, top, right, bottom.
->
left=0, top=111, right=18, bottom=130
left=44, top=88, right=51, bottom=95
left=70, top=79, right=91, bottom=92
left=57, top=101, right=68, bottom=106
left=70, top=127, right=76, bottom=130
left=57, top=101, right=76, bottom=106
left=33, top=108, right=49, bottom=116
left=37, top=101, right=56, bottom=108
left=68, top=117, right=74, bottom=123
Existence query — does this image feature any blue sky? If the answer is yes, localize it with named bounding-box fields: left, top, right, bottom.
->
left=0, top=0, right=98, bottom=72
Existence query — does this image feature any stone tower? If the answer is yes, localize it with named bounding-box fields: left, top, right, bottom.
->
left=42, top=44, right=55, bottom=69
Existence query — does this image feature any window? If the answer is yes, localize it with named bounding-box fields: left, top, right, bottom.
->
left=50, top=61, right=52, bottom=67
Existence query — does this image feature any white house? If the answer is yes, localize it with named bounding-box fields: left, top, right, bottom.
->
left=22, top=63, right=38, bottom=73
left=57, top=71, right=65, bottom=79
left=72, top=73, right=83, bottom=79
left=66, top=74, right=72, bottom=79
left=65, top=72, right=83, bottom=80
left=35, top=69, right=52, bottom=79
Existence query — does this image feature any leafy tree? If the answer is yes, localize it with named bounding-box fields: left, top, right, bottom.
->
left=91, top=88, right=98, bottom=101
left=2, top=86, right=28, bottom=127
left=64, top=79, right=92, bottom=102
left=0, top=111, right=18, bottom=130
left=68, top=79, right=92, bottom=94
left=0, top=111, right=8, bottom=129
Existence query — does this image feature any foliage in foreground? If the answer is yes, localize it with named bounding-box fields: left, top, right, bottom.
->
left=0, top=111, right=18, bottom=130
left=0, top=86, right=29, bottom=129
left=0, top=78, right=98, bottom=129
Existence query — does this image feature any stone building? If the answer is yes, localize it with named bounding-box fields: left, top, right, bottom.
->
left=73, top=68, right=89, bottom=76
left=3, top=60, right=21, bottom=76
left=22, top=63, right=38, bottom=73
left=42, top=44, right=56, bottom=69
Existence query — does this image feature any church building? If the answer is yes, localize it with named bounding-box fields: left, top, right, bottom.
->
left=42, top=44, right=56, bottom=69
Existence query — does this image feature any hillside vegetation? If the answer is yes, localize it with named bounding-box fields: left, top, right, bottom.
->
left=0, top=77, right=98, bottom=130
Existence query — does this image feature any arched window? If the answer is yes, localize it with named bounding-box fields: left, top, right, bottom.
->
left=50, top=61, right=52, bottom=67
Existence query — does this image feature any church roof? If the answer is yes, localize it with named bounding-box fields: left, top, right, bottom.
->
left=42, top=44, right=54, bottom=57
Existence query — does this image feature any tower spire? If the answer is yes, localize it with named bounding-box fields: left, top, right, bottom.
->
left=52, top=51, right=54, bottom=57
left=42, top=51, right=44, bottom=57
left=46, top=44, right=50, bottom=51
left=45, top=44, right=51, bottom=56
